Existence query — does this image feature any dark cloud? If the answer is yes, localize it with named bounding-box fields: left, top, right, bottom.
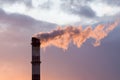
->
left=0, top=8, right=56, bottom=31
left=103, top=0, right=120, bottom=6
left=61, top=0, right=96, bottom=18
left=0, top=8, right=5, bottom=13
left=72, top=5, right=96, bottom=18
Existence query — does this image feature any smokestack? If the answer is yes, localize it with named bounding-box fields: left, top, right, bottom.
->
left=31, top=37, right=41, bottom=80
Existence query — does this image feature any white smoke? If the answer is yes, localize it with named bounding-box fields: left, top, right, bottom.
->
left=33, top=20, right=119, bottom=50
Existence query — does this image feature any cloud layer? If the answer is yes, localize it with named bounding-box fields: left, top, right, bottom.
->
left=0, top=0, right=119, bottom=25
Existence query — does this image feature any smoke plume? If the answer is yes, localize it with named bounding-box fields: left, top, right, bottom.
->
left=33, top=20, right=119, bottom=50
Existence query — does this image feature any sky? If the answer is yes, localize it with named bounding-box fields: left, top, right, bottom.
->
left=0, top=0, right=120, bottom=80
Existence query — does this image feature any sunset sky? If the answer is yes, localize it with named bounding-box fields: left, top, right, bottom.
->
left=0, top=0, right=120, bottom=80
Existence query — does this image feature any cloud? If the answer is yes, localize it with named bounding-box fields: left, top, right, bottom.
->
left=83, top=0, right=120, bottom=7
left=72, top=5, right=96, bottom=18
left=0, top=0, right=119, bottom=25
left=60, top=0, right=96, bottom=18
left=103, top=0, right=120, bottom=6
left=0, top=0, right=32, bottom=7
left=0, top=8, right=56, bottom=31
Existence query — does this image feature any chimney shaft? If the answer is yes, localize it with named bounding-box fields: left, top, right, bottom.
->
left=31, top=37, right=41, bottom=80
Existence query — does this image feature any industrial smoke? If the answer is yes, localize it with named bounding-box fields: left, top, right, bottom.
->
left=33, top=20, right=119, bottom=50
